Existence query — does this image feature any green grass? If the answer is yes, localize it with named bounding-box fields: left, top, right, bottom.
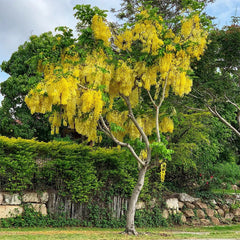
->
left=0, top=225, right=240, bottom=239
left=212, top=189, right=240, bottom=194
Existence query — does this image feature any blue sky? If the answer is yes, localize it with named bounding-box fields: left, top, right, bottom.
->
left=0, top=0, right=239, bottom=103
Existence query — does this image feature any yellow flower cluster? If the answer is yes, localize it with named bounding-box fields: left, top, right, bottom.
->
left=25, top=74, right=78, bottom=115
left=25, top=49, right=106, bottom=140
left=114, top=16, right=164, bottom=55
left=91, top=15, right=111, bottom=46
left=133, top=20, right=164, bottom=55
left=49, top=111, right=61, bottom=134
left=133, top=62, right=157, bottom=91
left=75, top=114, right=98, bottom=142
left=114, top=30, right=133, bottom=51
left=160, top=162, right=167, bottom=182
left=83, top=49, right=114, bottom=91
left=140, top=149, right=148, bottom=160
left=25, top=10, right=208, bottom=143
left=159, top=117, right=174, bottom=133
left=109, top=60, right=135, bottom=97
left=181, top=14, right=208, bottom=60
left=110, top=12, right=206, bottom=99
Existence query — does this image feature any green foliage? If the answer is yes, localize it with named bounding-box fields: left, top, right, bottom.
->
left=84, top=202, right=125, bottom=228
left=115, top=0, right=213, bottom=24
left=165, top=112, right=237, bottom=191
left=0, top=205, right=81, bottom=228
left=0, top=204, right=174, bottom=229
left=212, top=162, right=240, bottom=186
left=86, top=204, right=169, bottom=228
left=92, top=148, right=137, bottom=196
left=0, top=136, right=138, bottom=201
left=40, top=145, right=98, bottom=203
left=151, top=142, right=173, bottom=161
left=0, top=32, right=62, bottom=141
left=0, top=138, right=37, bottom=192
left=164, top=23, right=240, bottom=193
left=192, top=24, right=240, bottom=135
left=135, top=207, right=168, bottom=227
left=74, top=4, right=108, bottom=29
left=168, top=212, right=183, bottom=225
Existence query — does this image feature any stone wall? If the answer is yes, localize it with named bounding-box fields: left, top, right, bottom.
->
left=0, top=192, right=48, bottom=218
left=162, top=193, right=240, bottom=225
left=1, top=191, right=240, bottom=227
left=0, top=191, right=128, bottom=221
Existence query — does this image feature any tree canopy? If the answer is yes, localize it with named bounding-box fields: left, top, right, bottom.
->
left=190, top=23, right=240, bottom=137
left=0, top=33, right=59, bottom=141
left=25, top=4, right=208, bottom=234
left=114, top=0, right=214, bottom=24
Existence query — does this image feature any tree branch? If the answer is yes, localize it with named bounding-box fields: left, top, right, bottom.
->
left=98, top=116, right=146, bottom=166
left=121, top=95, right=151, bottom=164
left=207, top=105, right=240, bottom=138
left=225, top=96, right=240, bottom=111
left=155, top=106, right=161, bottom=142
left=147, top=90, right=157, bottom=108
left=78, top=83, right=88, bottom=90
left=157, top=76, right=168, bottom=108
left=147, top=90, right=161, bottom=142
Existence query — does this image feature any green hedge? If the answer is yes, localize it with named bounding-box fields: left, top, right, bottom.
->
left=0, top=136, right=138, bottom=202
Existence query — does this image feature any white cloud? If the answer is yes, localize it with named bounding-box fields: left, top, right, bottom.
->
left=0, top=0, right=122, bottom=104
left=206, top=0, right=240, bottom=27
left=0, top=0, right=239, bottom=88
left=0, top=0, right=76, bottom=59
left=0, top=0, right=121, bottom=62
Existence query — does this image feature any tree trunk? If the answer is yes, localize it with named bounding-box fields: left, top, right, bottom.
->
left=124, top=165, right=148, bottom=235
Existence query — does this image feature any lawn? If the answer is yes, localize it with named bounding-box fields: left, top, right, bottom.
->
left=0, top=225, right=240, bottom=239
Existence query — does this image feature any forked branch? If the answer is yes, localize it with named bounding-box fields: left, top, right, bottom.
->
left=98, top=116, right=146, bottom=166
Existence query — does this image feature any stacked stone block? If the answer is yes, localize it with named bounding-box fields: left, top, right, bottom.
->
left=0, top=192, right=48, bottom=218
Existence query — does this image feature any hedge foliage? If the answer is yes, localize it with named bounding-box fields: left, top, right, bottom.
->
left=0, top=136, right=139, bottom=202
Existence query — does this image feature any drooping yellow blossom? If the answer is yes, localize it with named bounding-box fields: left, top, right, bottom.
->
left=109, top=60, right=135, bottom=97
left=132, top=20, right=164, bottom=55
left=160, top=162, right=167, bottom=182
left=49, top=111, right=61, bottom=135
left=133, top=62, right=158, bottom=91
left=159, top=117, right=174, bottom=133
left=165, top=29, right=175, bottom=39
left=82, top=49, right=114, bottom=91
left=159, top=53, right=173, bottom=79
left=181, top=17, right=193, bottom=38
left=140, top=149, right=148, bottom=160
left=114, top=29, right=133, bottom=51
left=91, top=15, right=111, bottom=46
left=25, top=9, right=208, bottom=144
left=181, top=14, right=208, bottom=60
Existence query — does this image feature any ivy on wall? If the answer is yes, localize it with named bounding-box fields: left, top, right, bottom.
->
left=0, top=136, right=138, bottom=202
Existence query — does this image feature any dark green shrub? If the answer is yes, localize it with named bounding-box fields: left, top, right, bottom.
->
left=135, top=207, right=168, bottom=227
left=212, top=162, right=240, bottom=187
left=0, top=205, right=81, bottom=228
left=0, top=136, right=139, bottom=202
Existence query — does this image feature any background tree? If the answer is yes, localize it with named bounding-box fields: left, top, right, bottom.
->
left=25, top=5, right=208, bottom=234
left=113, top=0, right=214, bottom=23
left=188, top=22, right=240, bottom=137
left=165, top=21, right=240, bottom=192
left=165, top=111, right=237, bottom=191
left=0, top=30, right=74, bottom=141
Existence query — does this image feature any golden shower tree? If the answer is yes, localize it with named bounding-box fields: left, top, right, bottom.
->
left=25, top=5, right=208, bottom=234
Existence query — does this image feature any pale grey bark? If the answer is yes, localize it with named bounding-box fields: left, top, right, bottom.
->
left=98, top=89, right=167, bottom=235
left=125, top=165, right=148, bottom=235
